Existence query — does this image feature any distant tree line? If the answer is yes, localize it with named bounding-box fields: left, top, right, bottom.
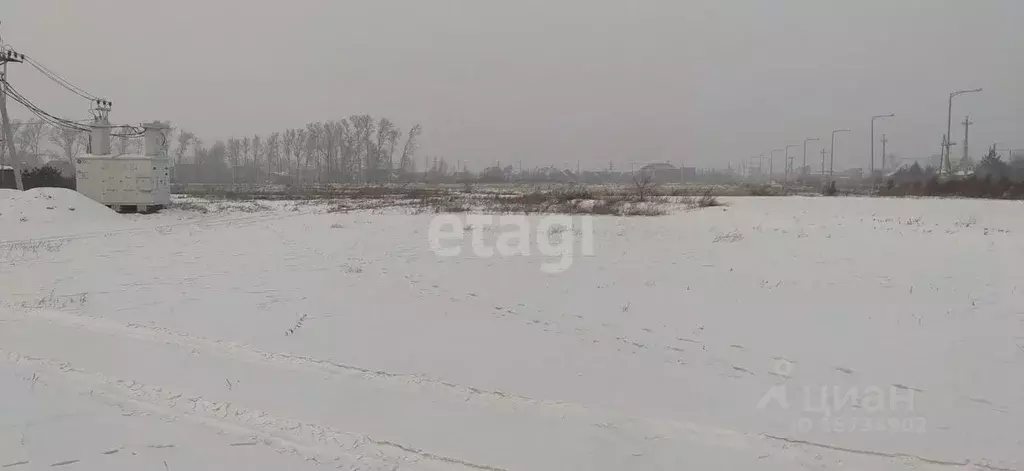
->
left=0, top=118, right=107, bottom=171
left=171, top=116, right=423, bottom=185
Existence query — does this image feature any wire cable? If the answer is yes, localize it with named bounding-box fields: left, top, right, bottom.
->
left=22, top=54, right=101, bottom=102
left=2, top=79, right=92, bottom=132
left=3, top=79, right=142, bottom=137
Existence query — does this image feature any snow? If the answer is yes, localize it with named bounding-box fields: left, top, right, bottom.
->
left=1, top=195, right=1022, bottom=470
left=0, top=188, right=127, bottom=240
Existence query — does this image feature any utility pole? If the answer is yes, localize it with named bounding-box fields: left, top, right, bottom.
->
left=943, top=88, right=981, bottom=176
left=784, top=145, right=798, bottom=183
left=770, top=149, right=783, bottom=183
left=961, top=115, right=973, bottom=170
left=803, top=138, right=819, bottom=177
left=819, top=148, right=828, bottom=179
left=870, top=114, right=895, bottom=178
left=830, top=129, right=851, bottom=180
left=880, top=134, right=888, bottom=172
left=0, top=30, right=25, bottom=191
left=941, top=134, right=956, bottom=173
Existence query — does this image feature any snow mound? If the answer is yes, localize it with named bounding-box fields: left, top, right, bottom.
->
left=0, top=188, right=125, bottom=241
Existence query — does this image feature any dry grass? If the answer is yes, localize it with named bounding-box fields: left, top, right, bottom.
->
left=174, top=184, right=719, bottom=216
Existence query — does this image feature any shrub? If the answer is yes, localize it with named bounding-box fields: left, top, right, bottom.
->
left=746, top=184, right=776, bottom=196
left=21, top=165, right=75, bottom=190
left=696, top=188, right=722, bottom=207
left=822, top=181, right=838, bottom=196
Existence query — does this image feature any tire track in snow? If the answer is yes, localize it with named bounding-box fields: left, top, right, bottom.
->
left=13, top=308, right=566, bottom=411
left=0, top=308, right=970, bottom=471
left=0, top=349, right=503, bottom=471
left=0, top=207, right=312, bottom=246
left=762, top=435, right=1017, bottom=471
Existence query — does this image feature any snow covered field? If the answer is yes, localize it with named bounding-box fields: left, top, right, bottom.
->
left=1, top=189, right=1022, bottom=470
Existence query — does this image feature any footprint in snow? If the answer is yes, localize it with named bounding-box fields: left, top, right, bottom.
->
left=732, top=366, right=755, bottom=375
left=891, top=383, right=924, bottom=393
left=968, top=397, right=995, bottom=406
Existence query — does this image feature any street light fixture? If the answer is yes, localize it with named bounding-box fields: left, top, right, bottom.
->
left=870, top=113, right=895, bottom=176
left=944, top=88, right=982, bottom=176
left=770, top=149, right=783, bottom=182
left=803, top=138, right=820, bottom=177
left=830, top=129, right=851, bottom=179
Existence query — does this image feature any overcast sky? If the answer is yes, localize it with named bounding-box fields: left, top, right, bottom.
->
left=4, top=0, right=1023, bottom=170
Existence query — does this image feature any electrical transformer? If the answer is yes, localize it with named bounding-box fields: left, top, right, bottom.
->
left=75, top=121, right=171, bottom=213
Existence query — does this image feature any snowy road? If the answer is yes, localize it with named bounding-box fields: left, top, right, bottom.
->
left=1, top=190, right=1022, bottom=470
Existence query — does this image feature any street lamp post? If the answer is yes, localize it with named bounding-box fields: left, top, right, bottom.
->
left=870, top=113, right=895, bottom=177
left=784, top=144, right=799, bottom=182
left=770, top=149, right=783, bottom=182
left=830, top=129, right=851, bottom=179
left=944, top=88, right=982, bottom=176
left=803, top=138, right=820, bottom=177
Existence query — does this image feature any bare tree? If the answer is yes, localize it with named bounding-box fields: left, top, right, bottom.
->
left=199, top=140, right=226, bottom=182
left=399, top=124, right=422, bottom=177
left=302, top=127, right=317, bottom=183
left=267, top=132, right=280, bottom=175
left=387, top=127, right=402, bottom=180
left=15, top=119, right=44, bottom=163
left=226, top=138, right=241, bottom=168
left=349, top=115, right=375, bottom=182
left=115, top=135, right=142, bottom=156
left=0, top=119, right=18, bottom=176
left=192, top=137, right=204, bottom=165
left=305, top=122, right=324, bottom=182
left=375, top=118, right=396, bottom=181
left=48, top=126, right=86, bottom=163
left=282, top=129, right=296, bottom=176
left=175, top=130, right=195, bottom=164
left=632, top=171, right=655, bottom=202
left=291, top=129, right=307, bottom=184
left=252, top=134, right=263, bottom=181
left=324, top=120, right=350, bottom=180
left=241, top=136, right=252, bottom=170
left=340, top=121, right=359, bottom=180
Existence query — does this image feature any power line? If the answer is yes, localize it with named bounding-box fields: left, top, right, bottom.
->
left=22, top=54, right=101, bottom=102
left=1, top=79, right=91, bottom=132
left=2, top=79, right=141, bottom=137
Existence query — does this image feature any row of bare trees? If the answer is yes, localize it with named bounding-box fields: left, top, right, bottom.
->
left=171, top=115, right=424, bottom=184
left=0, top=118, right=111, bottom=170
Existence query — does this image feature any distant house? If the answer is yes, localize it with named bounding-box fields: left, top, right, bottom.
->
left=639, top=162, right=681, bottom=183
